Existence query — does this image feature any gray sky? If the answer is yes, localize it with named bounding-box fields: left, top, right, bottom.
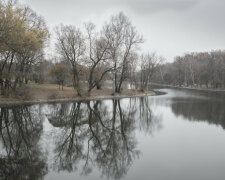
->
left=20, top=0, right=225, bottom=62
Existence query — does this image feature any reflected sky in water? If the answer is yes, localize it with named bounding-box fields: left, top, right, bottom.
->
left=0, top=88, right=225, bottom=180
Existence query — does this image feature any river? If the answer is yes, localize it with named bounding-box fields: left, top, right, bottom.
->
left=0, top=88, right=225, bottom=180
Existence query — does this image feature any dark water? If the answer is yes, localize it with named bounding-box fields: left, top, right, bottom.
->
left=0, top=88, right=225, bottom=180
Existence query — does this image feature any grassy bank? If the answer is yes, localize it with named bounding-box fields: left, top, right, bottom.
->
left=0, top=83, right=155, bottom=106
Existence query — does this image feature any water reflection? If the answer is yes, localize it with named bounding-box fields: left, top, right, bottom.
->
left=1, top=90, right=225, bottom=180
left=171, top=95, right=225, bottom=129
left=47, top=99, right=140, bottom=179
left=0, top=97, right=161, bottom=180
left=0, top=105, right=47, bottom=180
left=138, top=97, right=162, bottom=134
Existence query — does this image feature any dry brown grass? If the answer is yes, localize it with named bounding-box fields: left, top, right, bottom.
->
left=29, top=83, right=76, bottom=100
left=0, top=83, right=154, bottom=105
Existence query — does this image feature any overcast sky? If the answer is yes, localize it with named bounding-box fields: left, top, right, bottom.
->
left=20, top=0, right=225, bottom=62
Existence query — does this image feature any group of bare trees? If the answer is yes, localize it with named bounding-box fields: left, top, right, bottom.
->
left=0, top=0, right=49, bottom=95
left=55, top=12, right=144, bottom=95
left=139, top=53, right=164, bottom=90
left=3, top=0, right=225, bottom=98
left=152, top=51, right=225, bottom=88
left=52, top=14, right=166, bottom=94
left=0, top=0, right=164, bottom=97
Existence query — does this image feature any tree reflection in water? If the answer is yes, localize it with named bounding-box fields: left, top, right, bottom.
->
left=171, top=97, right=225, bottom=129
left=0, top=105, right=47, bottom=180
left=138, top=97, right=162, bottom=134
left=47, top=97, right=161, bottom=179
left=0, top=97, right=162, bottom=180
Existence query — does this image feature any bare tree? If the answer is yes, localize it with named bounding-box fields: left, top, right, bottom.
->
left=140, top=52, right=164, bottom=91
left=104, top=12, right=143, bottom=93
left=85, top=22, right=113, bottom=92
left=55, top=25, right=85, bottom=96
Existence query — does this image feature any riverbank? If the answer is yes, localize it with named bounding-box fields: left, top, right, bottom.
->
left=150, top=83, right=225, bottom=93
left=0, top=84, right=155, bottom=107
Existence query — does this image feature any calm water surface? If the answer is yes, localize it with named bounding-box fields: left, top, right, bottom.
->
left=0, top=88, right=225, bottom=180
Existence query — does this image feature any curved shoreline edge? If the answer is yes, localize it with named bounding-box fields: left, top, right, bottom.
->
left=151, top=83, right=225, bottom=93
left=0, top=91, right=163, bottom=108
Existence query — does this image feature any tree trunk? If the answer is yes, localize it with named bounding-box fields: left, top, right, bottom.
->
left=0, top=73, right=4, bottom=95
left=73, top=70, right=81, bottom=96
left=13, top=77, right=19, bottom=91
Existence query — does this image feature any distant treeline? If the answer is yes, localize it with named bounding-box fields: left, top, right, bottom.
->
left=152, top=51, right=225, bottom=88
